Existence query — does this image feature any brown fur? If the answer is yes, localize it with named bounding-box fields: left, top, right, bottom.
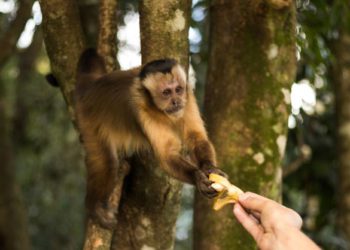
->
left=75, top=50, right=225, bottom=228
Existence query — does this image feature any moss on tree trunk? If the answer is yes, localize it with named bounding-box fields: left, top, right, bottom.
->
left=193, top=1, right=296, bottom=249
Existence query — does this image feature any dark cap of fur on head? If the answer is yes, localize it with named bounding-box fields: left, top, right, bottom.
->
left=139, top=58, right=178, bottom=80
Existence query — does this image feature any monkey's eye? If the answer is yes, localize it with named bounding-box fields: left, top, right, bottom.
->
left=175, top=86, right=183, bottom=94
left=162, top=89, right=172, bottom=97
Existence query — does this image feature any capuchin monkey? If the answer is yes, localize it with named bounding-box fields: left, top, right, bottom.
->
left=75, top=49, right=227, bottom=228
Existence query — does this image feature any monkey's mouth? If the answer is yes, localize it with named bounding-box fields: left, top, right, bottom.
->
left=165, top=105, right=183, bottom=114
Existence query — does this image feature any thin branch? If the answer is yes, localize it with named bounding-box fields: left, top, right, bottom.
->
left=283, top=143, right=312, bottom=178
left=0, top=0, right=33, bottom=68
left=97, top=0, right=118, bottom=73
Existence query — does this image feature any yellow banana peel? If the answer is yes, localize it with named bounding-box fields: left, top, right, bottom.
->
left=209, top=173, right=244, bottom=211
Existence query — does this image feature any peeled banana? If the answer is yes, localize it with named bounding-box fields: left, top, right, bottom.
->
left=209, top=173, right=244, bottom=211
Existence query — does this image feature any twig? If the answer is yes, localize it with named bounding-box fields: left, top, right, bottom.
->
left=283, top=144, right=311, bottom=178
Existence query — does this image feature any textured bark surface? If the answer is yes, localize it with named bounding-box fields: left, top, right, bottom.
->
left=40, top=1, right=132, bottom=248
left=39, top=1, right=121, bottom=249
left=112, top=1, right=191, bottom=249
left=83, top=221, right=113, bottom=250
left=97, top=0, right=118, bottom=72
left=139, top=0, right=190, bottom=67
left=0, top=0, right=33, bottom=68
left=334, top=27, right=350, bottom=247
left=193, top=1, right=296, bottom=249
left=39, top=0, right=85, bottom=120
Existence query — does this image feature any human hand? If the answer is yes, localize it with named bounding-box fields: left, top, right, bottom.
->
left=233, top=192, right=319, bottom=250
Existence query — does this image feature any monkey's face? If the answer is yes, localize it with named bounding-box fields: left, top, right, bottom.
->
left=143, top=65, right=188, bottom=118
left=160, top=79, right=186, bottom=115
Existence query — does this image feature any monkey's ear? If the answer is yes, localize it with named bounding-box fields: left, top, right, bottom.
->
left=45, top=73, right=60, bottom=88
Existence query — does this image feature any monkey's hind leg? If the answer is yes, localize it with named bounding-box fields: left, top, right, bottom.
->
left=84, top=138, right=129, bottom=229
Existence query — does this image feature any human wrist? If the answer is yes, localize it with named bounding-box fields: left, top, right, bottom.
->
left=276, top=226, right=320, bottom=250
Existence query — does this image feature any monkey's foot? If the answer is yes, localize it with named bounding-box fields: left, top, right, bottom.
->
left=91, top=202, right=118, bottom=229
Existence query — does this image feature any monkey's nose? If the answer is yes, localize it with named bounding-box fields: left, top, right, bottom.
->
left=172, top=99, right=179, bottom=107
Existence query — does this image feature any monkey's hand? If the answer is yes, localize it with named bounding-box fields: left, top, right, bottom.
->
left=209, top=173, right=244, bottom=210
left=194, top=165, right=228, bottom=199
left=201, top=163, right=228, bottom=179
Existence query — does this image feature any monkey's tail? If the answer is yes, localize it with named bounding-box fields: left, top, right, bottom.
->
left=77, top=48, right=106, bottom=83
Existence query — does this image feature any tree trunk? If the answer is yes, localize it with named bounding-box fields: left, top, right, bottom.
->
left=333, top=24, right=350, bottom=247
left=97, top=0, right=118, bottom=72
left=39, top=0, right=85, bottom=120
left=0, top=2, right=35, bottom=248
left=0, top=78, right=31, bottom=250
left=111, top=1, right=191, bottom=249
left=40, top=0, right=131, bottom=248
left=194, top=1, right=296, bottom=249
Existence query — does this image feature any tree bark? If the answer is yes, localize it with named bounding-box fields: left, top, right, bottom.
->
left=97, top=0, right=118, bottom=72
left=333, top=21, right=350, bottom=247
left=39, top=0, right=85, bottom=120
left=40, top=1, right=128, bottom=249
left=39, top=1, right=112, bottom=249
left=111, top=1, right=191, bottom=249
left=139, top=0, right=190, bottom=67
left=194, top=1, right=296, bottom=249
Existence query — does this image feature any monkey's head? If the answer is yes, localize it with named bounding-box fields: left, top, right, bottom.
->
left=140, top=59, right=188, bottom=118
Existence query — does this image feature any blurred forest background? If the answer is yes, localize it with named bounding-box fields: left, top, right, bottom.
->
left=0, top=0, right=349, bottom=249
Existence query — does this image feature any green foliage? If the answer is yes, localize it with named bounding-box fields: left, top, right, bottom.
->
left=283, top=0, right=350, bottom=249
left=3, top=50, right=85, bottom=250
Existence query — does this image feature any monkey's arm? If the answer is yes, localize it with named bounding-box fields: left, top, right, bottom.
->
left=183, top=94, right=217, bottom=169
left=183, top=93, right=228, bottom=187
left=138, top=110, right=198, bottom=184
left=138, top=110, right=219, bottom=198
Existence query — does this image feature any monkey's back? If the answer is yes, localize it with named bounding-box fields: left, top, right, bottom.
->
left=75, top=68, right=149, bottom=156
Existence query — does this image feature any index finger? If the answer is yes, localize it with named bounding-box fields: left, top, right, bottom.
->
left=233, top=203, right=264, bottom=242
left=238, top=192, right=273, bottom=213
